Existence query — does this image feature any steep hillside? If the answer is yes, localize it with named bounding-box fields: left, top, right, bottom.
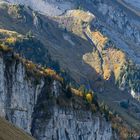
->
left=2, top=0, right=75, bottom=16
left=55, top=9, right=140, bottom=132
left=0, top=117, right=34, bottom=140
left=0, top=38, right=118, bottom=140
left=57, top=9, right=140, bottom=100
left=0, top=29, right=139, bottom=139
left=0, top=1, right=140, bottom=139
left=0, top=3, right=96, bottom=84
left=120, top=0, right=140, bottom=14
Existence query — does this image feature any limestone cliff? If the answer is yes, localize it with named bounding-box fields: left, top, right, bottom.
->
left=0, top=49, right=115, bottom=140
left=0, top=1, right=140, bottom=139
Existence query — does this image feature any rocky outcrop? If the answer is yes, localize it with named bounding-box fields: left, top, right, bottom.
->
left=0, top=50, right=115, bottom=140
left=86, top=0, right=140, bottom=64
left=0, top=51, right=45, bottom=133
left=0, top=1, right=139, bottom=138
left=5, top=0, right=75, bottom=16
left=32, top=107, right=113, bottom=140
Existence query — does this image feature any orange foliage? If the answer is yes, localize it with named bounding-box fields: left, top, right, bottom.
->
left=44, top=68, right=56, bottom=76
left=71, top=88, right=83, bottom=97
left=0, top=45, right=12, bottom=52
left=90, top=30, right=108, bottom=50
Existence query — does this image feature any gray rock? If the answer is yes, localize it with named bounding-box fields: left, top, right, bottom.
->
left=0, top=52, right=116, bottom=140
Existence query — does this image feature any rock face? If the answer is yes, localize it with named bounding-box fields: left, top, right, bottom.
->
left=5, top=0, right=75, bottom=16
left=0, top=51, right=115, bottom=140
left=123, top=0, right=140, bottom=11
left=5, top=0, right=140, bottom=55
left=32, top=107, right=113, bottom=140
left=0, top=51, right=45, bottom=133
left=84, top=0, right=140, bottom=65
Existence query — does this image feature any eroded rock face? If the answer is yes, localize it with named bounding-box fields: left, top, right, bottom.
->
left=2, top=0, right=140, bottom=71
left=86, top=0, right=140, bottom=65
left=5, top=0, right=75, bottom=16
left=0, top=51, right=115, bottom=140
left=32, top=107, right=113, bottom=140
left=0, top=51, right=45, bottom=133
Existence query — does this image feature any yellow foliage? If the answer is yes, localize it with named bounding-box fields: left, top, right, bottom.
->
left=0, top=29, right=18, bottom=36
left=56, top=10, right=95, bottom=39
left=44, top=68, right=56, bottom=76
left=54, top=75, right=63, bottom=82
left=6, top=37, right=17, bottom=44
left=43, top=68, right=63, bottom=81
left=103, top=69, right=111, bottom=80
left=86, top=93, right=93, bottom=103
left=91, top=31, right=108, bottom=49
left=83, top=51, right=102, bottom=74
left=111, top=116, right=136, bottom=140
left=86, top=26, right=108, bottom=50
left=26, top=62, right=36, bottom=70
left=0, top=45, right=12, bottom=52
left=108, top=48, right=126, bottom=80
left=71, top=88, right=83, bottom=97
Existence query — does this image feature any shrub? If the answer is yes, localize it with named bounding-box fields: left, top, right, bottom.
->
left=44, top=68, right=56, bottom=76
left=6, top=37, right=17, bottom=44
left=71, top=88, right=83, bottom=97
left=0, top=44, right=12, bottom=52
left=25, top=62, right=36, bottom=71
left=86, top=93, right=93, bottom=103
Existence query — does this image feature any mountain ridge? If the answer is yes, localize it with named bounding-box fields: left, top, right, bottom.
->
left=0, top=0, right=140, bottom=139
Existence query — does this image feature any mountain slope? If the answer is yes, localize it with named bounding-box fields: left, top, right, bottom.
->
left=0, top=0, right=140, bottom=139
left=0, top=39, right=119, bottom=140
left=0, top=3, right=96, bottom=84
left=0, top=117, right=34, bottom=140
left=5, top=0, right=75, bottom=16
